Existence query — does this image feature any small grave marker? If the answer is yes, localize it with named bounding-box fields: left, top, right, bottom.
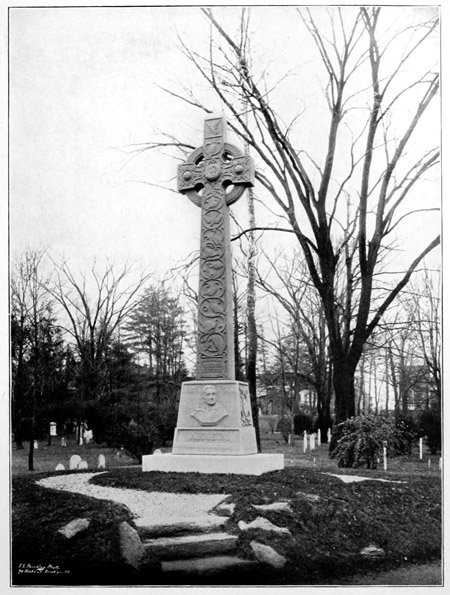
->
left=383, top=446, right=387, bottom=471
left=61, top=437, right=67, bottom=447
left=55, top=463, right=65, bottom=471
left=317, top=429, right=321, bottom=445
left=98, top=454, right=106, bottom=469
left=50, top=422, right=57, bottom=436
left=77, top=459, right=88, bottom=470
left=309, top=433, right=315, bottom=450
left=303, top=431, right=307, bottom=453
left=327, top=428, right=331, bottom=443
left=419, top=437, right=423, bottom=460
left=33, top=440, right=38, bottom=449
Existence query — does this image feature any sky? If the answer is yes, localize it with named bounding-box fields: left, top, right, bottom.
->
left=9, top=7, right=209, bottom=276
left=8, top=4, right=441, bottom=284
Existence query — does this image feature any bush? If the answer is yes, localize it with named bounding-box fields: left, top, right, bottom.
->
left=294, top=410, right=316, bottom=435
left=330, top=414, right=412, bottom=469
left=86, top=400, right=177, bottom=461
left=417, top=407, right=441, bottom=455
left=276, top=417, right=292, bottom=443
left=394, top=411, right=420, bottom=455
left=115, top=418, right=161, bottom=463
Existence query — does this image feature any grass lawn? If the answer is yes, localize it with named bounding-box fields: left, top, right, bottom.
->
left=10, top=431, right=442, bottom=586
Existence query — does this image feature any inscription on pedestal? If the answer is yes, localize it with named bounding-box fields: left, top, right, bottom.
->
left=177, top=429, right=239, bottom=444
left=188, top=431, right=233, bottom=442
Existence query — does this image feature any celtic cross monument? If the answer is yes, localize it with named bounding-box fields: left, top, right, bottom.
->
left=142, top=116, right=283, bottom=475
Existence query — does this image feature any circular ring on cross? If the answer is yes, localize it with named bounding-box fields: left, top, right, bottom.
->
left=180, top=143, right=249, bottom=207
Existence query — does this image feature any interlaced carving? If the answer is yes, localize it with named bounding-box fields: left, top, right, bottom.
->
left=178, top=117, right=254, bottom=379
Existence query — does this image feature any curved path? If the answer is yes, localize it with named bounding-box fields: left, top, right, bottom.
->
left=37, top=472, right=228, bottom=520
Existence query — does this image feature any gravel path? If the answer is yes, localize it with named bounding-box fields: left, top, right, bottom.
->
left=36, top=472, right=229, bottom=519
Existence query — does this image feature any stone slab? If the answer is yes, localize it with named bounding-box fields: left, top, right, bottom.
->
left=142, top=453, right=284, bottom=476
left=253, top=502, right=293, bottom=514
left=238, top=517, right=291, bottom=535
left=119, top=521, right=145, bottom=569
left=250, top=540, right=287, bottom=569
left=162, top=555, right=255, bottom=574
left=58, top=518, right=90, bottom=539
left=135, top=515, right=228, bottom=537
left=144, top=532, right=237, bottom=560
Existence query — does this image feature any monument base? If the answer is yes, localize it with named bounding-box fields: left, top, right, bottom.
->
left=142, top=453, right=284, bottom=476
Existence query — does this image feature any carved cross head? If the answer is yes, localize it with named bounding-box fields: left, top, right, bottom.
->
left=177, top=116, right=254, bottom=207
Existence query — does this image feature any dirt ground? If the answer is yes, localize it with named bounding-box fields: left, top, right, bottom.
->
left=332, top=560, right=442, bottom=585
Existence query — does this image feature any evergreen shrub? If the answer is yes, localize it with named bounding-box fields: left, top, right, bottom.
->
left=330, top=413, right=413, bottom=469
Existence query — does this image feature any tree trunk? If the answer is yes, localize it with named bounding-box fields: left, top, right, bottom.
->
left=333, top=362, right=356, bottom=424
left=233, top=289, right=242, bottom=380
left=316, top=400, right=332, bottom=443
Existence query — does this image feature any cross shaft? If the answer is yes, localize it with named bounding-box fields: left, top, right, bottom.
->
left=178, top=117, right=254, bottom=380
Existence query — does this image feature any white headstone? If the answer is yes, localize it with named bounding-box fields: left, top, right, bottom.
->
left=33, top=440, right=38, bottom=449
left=327, top=428, right=331, bottom=443
left=61, top=437, right=67, bottom=447
left=153, top=449, right=162, bottom=455
left=84, top=430, right=93, bottom=444
left=309, top=433, right=315, bottom=450
left=98, top=454, right=106, bottom=469
left=69, top=454, right=82, bottom=470
left=55, top=463, right=65, bottom=471
left=50, top=422, right=57, bottom=436
left=383, top=446, right=387, bottom=471
left=77, top=459, right=88, bottom=470
left=303, top=432, right=307, bottom=453
left=317, top=429, right=321, bottom=445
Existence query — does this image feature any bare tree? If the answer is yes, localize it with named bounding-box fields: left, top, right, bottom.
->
left=11, top=248, right=54, bottom=469
left=255, top=249, right=333, bottom=440
left=46, top=259, right=152, bottom=424
left=160, top=7, right=440, bottom=422
left=403, top=266, right=441, bottom=405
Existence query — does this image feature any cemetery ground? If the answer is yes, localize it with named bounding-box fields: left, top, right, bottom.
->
left=11, top=427, right=442, bottom=586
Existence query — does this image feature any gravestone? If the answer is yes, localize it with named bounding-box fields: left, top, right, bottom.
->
left=142, top=116, right=283, bottom=475
left=69, top=454, right=82, bottom=470
left=98, top=454, right=106, bottom=469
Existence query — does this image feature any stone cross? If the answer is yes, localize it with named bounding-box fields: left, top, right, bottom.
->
left=178, top=116, right=254, bottom=380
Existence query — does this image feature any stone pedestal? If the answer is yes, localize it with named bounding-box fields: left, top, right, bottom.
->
left=142, top=380, right=284, bottom=475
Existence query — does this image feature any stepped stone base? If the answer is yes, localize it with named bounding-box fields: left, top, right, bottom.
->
left=144, top=532, right=237, bottom=560
left=135, top=514, right=228, bottom=537
left=142, top=453, right=284, bottom=476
